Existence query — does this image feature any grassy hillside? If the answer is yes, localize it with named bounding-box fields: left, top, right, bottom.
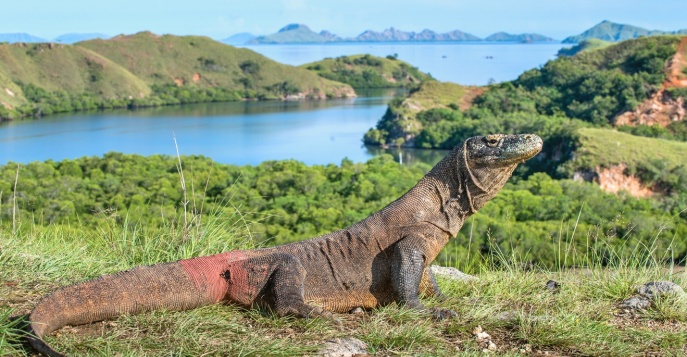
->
left=0, top=42, right=150, bottom=101
left=0, top=71, right=25, bottom=109
left=302, top=54, right=431, bottom=88
left=78, top=32, right=352, bottom=99
left=569, top=128, right=687, bottom=173
left=363, top=81, right=483, bottom=146
left=557, top=38, right=612, bottom=57
left=0, top=33, right=355, bottom=121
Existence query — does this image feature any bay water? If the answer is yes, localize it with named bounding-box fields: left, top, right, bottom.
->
left=243, top=42, right=567, bottom=85
left=0, top=42, right=568, bottom=166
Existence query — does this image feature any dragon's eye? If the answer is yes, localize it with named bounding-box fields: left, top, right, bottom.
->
left=484, top=135, right=500, bottom=147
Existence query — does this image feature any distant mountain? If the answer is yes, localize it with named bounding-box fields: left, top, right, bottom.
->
left=247, top=25, right=482, bottom=44
left=54, top=33, right=110, bottom=44
left=355, top=27, right=480, bottom=42
left=485, top=32, right=555, bottom=43
left=221, top=32, right=256, bottom=46
left=0, top=33, right=46, bottom=43
left=562, top=20, right=687, bottom=43
left=248, top=24, right=338, bottom=44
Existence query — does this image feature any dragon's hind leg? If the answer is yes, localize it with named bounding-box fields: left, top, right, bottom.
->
left=258, top=253, right=342, bottom=326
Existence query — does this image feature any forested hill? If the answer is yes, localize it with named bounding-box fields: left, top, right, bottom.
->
left=301, top=54, right=432, bottom=88
left=364, top=35, right=687, bottom=205
left=1, top=153, right=684, bottom=269
left=0, top=32, right=354, bottom=121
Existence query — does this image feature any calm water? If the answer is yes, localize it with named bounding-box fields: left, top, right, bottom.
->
left=0, top=93, right=404, bottom=166
left=243, top=42, right=568, bottom=85
left=0, top=43, right=567, bottom=166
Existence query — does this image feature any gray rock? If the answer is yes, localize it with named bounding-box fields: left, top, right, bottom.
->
left=430, top=265, right=479, bottom=281
left=546, top=280, right=561, bottom=293
left=637, top=281, right=685, bottom=299
left=318, top=337, right=369, bottom=357
left=496, top=310, right=519, bottom=322
left=349, top=307, right=364, bottom=314
left=619, top=295, right=651, bottom=310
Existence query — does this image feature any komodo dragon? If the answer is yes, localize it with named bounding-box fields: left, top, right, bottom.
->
left=27, top=133, right=542, bottom=356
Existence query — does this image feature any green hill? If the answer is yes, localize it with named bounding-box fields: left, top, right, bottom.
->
left=562, top=20, right=685, bottom=43
left=78, top=32, right=353, bottom=99
left=364, top=36, right=687, bottom=194
left=564, top=128, right=687, bottom=176
left=557, top=39, right=612, bottom=57
left=0, top=42, right=152, bottom=118
left=0, top=33, right=355, bottom=121
left=0, top=42, right=150, bottom=100
left=302, top=54, right=432, bottom=88
left=0, top=71, right=25, bottom=108
left=366, top=36, right=682, bottom=145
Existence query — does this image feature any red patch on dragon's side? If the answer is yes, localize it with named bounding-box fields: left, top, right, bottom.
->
left=179, top=251, right=248, bottom=303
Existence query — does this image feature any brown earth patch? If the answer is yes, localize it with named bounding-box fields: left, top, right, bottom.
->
left=5, top=88, right=15, bottom=97
left=192, top=73, right=201, bottom=83
left=614, top=92, right=685, bottom=126
left=614, top=37, right=687, bottom=127
left=459, top=86, right=485, bottom=111
left=1, top=101, right=12, bottom=110
left=595, top=164, right=654, bottom=198
left=664, top=37, right=687, bottom=88
left=173, top=78, right=184, bottom=86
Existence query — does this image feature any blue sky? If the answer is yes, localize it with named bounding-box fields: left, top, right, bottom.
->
left=1, top=0, right=686, bottom=40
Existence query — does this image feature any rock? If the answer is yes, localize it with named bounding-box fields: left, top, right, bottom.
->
left=472, top=325, right=497, bottom=351
left=618, top=281, right=685, bottom=311
left=496, top=310, right=518, bottom=322
left=637, top=281, right=685, bottom=299
left=430, top=265, right=479, bottom=281
left=349, top=307, right=364, bottom=314
left=545, top=280, right=560, bottom=293
left=619, top=295, right=651, bottom=310
left=318, top=337, right=369, bottom=357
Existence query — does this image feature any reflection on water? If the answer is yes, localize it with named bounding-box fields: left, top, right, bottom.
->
left=0, top=90, right=433, bottom=167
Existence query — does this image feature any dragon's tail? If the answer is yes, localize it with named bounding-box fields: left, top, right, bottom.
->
left=28, top=251, right=244, bottom=356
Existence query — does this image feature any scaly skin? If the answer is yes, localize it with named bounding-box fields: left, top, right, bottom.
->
left=27, top=133, right=542, bottom=356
